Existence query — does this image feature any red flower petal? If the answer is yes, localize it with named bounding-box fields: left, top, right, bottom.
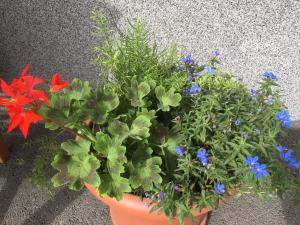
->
left=22, top=76, right=45, bottom=89
left=6, top=110, right=42, bottom=138
left=7, top=112, right=23, bottom=133
left=10, top=78, right=28, bottom=94
left=21, top=64, right=31, bottom=77
left=0, top=79, right=15, bottom=97
left=15, top=95, right=33, bottom=105
left=51, top=73, right=61, bottom=86
left=19, top=111, right=42, bottom=138
left=50, top=73, right=68, bottom=92
left=0, top=98, right=8, bottom=106
left=30, top=90, right=49, bottom=105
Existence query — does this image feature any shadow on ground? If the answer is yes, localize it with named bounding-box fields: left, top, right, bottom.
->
left=0, top=125, right=81, bottom=225
left=0, top=123, right=112, bottom=225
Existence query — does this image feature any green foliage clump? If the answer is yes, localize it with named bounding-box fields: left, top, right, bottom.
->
left=25, top=135, right=60, bottom=194
left=91, top=11, right=184, bottom=93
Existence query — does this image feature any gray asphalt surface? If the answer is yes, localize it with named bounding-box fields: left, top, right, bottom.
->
left=0, top=0, right=300, bottom=225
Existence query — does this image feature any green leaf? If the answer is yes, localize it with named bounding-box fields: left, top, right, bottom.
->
left=50, top=94, right=72, bottom=116
left=42, top=94, right=71, bottom=127
left=129, top=115, right=152, bottom=139
left=99, top=174, right=131, bottom=200
left=128, top=156, right=162, bottom=190
left=99, top=88, right=120, bottom=112
left=108, top=120, right=129, bottom=142
left=68, top=154, right=92, bottom=178
left=82, top=87, right=119, bottom=124
left=51, top=151, right=101, bottom=191
left=94, top=132, right=111, bottom=156
left=64, top=78, right=91, bottom=101
left=126, top=79, right=151, bottom=107
left=61, top=139, right=91, bottom=155
left=155, top=86, right=181, bottom=111
left=51, top=153, right=72, bottom=187
left=94, top=132, right=127, bottom=176
left=107, top=145, right=127, bottom=176
left=136, top=108, right=156, bottom=121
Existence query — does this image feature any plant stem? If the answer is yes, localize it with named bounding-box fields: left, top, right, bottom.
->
left=49, top=119, right=94, bottom=143
left=39, top=105, right=94, bottom=143
left=160, top=146, right=170, bottom=177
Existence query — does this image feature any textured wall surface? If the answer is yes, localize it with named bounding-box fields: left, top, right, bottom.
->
left=0, top=1, right=300, bottom=225
left=0, top=0, right=299, bottom=119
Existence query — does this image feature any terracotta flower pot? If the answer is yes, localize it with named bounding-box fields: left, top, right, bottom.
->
left=86, top=184, right=213, bottom=225
left=0, top=134, right=9, bottom=164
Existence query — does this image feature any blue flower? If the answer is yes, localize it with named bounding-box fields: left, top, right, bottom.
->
left=175, top=146, right=184, bottom=156
left=189, top=68, right=195, bottom=75
left=276, top=146, right=300, bottom=169
left=206, top=66, right=215, bottom=75
left=187, top=75, right=193, bottom=81
left=262, top=71, right=278, bottom=81
left=174, top=185, right=180, bottom=192
left=182, top=55, right=194, bottom=65
left=245, top=155, right=259, bottom=167
left=275, top=111, right=292, bottom=128
left=249, top=89, right=257, bottom=97
left=186, top=83, right=201, bottom=95
left=177, top=65, right=185, bottom=71
left=276, top=145, right=286, bottom=152
left=214, top=50, right=220, bottom=57
left=287, top=158, right=300, bottom=169
left=197, top=148, right=209, bottom=166
left=234, top=118, right=241, bottom=126
left=158, top=192, right=164, bottom=200
left=215, top=183, right=225, bottom=195
left=280, top=150, right=294, bottom=162
left=251, top=163, right=268, bottom=180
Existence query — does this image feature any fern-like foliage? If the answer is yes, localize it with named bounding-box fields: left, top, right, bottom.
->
left=91, top=11, right=183, bottom=94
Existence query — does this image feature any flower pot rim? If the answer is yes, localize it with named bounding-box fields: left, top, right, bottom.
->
left=85, top=183, right=235, bottom=218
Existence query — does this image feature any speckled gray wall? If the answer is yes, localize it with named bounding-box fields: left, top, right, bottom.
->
left=0, top=0, right=299, bottom=120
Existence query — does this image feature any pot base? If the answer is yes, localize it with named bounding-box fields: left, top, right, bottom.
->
left=86, top=184, right=210, bottom=225
left=110, top=209, right=208, bottom=225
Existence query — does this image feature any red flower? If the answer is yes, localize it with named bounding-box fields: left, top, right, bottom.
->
left=0, top=64, right=49, bottom=138
left=7, top=109, right=42, bottom=138
left=50, top=73, right=68, bottom=92
left=0, top=80, right=33, bottom=106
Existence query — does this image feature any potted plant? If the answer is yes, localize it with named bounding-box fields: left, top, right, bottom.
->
left=0, top=13, right=299, bottom=225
